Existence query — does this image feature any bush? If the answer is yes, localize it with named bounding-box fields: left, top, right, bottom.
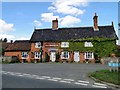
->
left=45, top=52, right=50, bottom=62
left=55, top=52, right=60, bottom=62
left=95, top=59, right=101, bottom=63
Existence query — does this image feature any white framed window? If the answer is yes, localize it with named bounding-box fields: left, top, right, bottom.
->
left=34, top=52, right=41, bottom=59
left=84, top=52, right=94, bottom=59
left=21, top=52, right=28, bottom=59
left=35, top=42, right=41, bottom=48
left=84, top=42, right=93, bottom=47
left=61, top=42, right=69, bottom=48
left=61, top=51, right=69, bottom=59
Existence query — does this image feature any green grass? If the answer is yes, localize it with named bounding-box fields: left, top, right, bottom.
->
left=90, top=70, right=120, bottom=85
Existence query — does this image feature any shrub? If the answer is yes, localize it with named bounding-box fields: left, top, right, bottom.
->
left=55, top=52, right=60, bottom=62
left=45, top=52, right=50, bottom=62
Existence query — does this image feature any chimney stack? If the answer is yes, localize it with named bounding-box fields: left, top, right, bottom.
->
left=112, top=21, right=114, bottom=26
left=93, top=13, right=99, bottom=31
left=52, top=18, right=58, bottom=30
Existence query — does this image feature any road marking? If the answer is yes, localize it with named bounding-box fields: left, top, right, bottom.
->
left=2, top=72, right=8, bottom=74
left=60, top=80, right=71, bottom=83
left=18, top=74, right=24, bottom=76
left=74, top=82, right=88, bottom=86
left=35, top=77, right=45, bottom=80
left=15, top=72, right=22, bottom=75
left=63, top=79, right=74, bottom=81
left=94, top=83, right=107, bottom=86
left=48, top=79, right=58, bottom=82
left=52, top=77, right=62, bottom=80
left=9, top=73, right=16, bottom=75
left=92, top=85, right=107, bottom=88
left=77, top=80, right=89, bottom=84
left=23, top=73, right=31, bottom=76
left=31, top=75, right=39, bottom=77
left=41, top=76, right=51, bottom=79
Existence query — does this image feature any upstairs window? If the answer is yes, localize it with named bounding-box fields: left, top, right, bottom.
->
left=84, top=52, right=94, bottom=59
left=21, top=52, right=28, bottom=59
left=61, top=42, right=69, bottom=48
left=61, top=51, right=69, bottom=59
left=84, top=42, right=93, bottom=47
left=35, top=42, right=41, bottom=48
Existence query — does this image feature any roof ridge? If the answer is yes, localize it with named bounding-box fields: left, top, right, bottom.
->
left=35, top=25, right=113, bottom=31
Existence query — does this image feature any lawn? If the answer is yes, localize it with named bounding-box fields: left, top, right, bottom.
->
left=89, top=70, right=120, bottom=85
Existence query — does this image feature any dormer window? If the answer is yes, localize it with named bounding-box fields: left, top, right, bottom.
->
left=84, top=42, right=93, bottom=47
left=61, top=42, right=69, bottom=48
left=35, top=42, right=41, bottom=48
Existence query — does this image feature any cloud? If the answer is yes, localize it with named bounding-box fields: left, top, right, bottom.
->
left=0, top=19, right=14, bottom=33
left=41, top=13, right=59, bottom=22
left=60, top=15, right=81, bottom=26
left=0, top=33, right=15, bottom=40
left=16, top=37, right=29, bottom=40
left=48, top=0, right=88, bottom=16
left=33, top=20, right=42, bottom=27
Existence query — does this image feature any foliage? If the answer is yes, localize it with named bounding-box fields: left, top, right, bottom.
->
left=69, top=38, right=117, bottom=57
left=90, top=70, right=120, bottom=85
left=3, top=38, right=7, bottom=42
left=45, top=52, right=50, bottom=62
left=55, top=52, right=60, bottom=62
left=115, top=48, right=120, bottom=57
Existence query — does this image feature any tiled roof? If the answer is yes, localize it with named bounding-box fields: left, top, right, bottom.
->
left=2, top=42, right=12, bottom=50
left=5, top=40, right=31, bottom=51
left=30, top=25, right=118, bottom=42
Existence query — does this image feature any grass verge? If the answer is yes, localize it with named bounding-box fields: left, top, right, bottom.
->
left=89, top=70, right=120, bottom=85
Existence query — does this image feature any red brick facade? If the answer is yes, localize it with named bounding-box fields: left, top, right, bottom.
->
left=4, top=41, right=95, bottom=63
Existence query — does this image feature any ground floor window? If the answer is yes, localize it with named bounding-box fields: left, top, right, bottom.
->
left=21, top=52, right=28, bottom=59
left=61, top=51, right=69, bottom=59
left=34, top=52, right=41, bottom=59
left=84, top=52, right=94, bottom=59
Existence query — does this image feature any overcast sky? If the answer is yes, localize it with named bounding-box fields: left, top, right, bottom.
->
left=0, top=1, right=119, bottom=44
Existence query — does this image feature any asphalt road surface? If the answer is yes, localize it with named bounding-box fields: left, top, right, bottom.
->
left=2, top=63, right=114, bottom=89
left=2, top=74, right=90, bottom=88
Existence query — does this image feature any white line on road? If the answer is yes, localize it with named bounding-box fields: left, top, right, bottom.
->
left=52, top=77, right=62, bottom=80
left=15, top=72, right=22, bottom=75
left=63, top=79, right=74, bottom=82
left=41, top=76, right=51, bottom=79
left=18, top=74, right=24, bottom=76
left=48, top=79, right=58, bottom=82
left=23, top=73, right=31, bottom=76
left=35, top=77, right=45, bottom=80
left=94, top=83, right=107, bottom=86
left=59, top=80, right=71, bottom=83
left=77, top=80, right=89, bottom=84
left=92, top=85, right=107, bottom=88
left=31, top=75, right=39, bottom=77
left=2, top=72, right=8, bottom=74
left=74, top=82, right=88, bottom=86
left=9, top=73, right=16, bottom=75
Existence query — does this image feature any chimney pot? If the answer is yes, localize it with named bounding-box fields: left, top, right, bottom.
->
left=112, top=21, right=114, bottom=26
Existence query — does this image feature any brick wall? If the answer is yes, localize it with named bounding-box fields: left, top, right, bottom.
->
left=4, top=51, right=31, bottom=62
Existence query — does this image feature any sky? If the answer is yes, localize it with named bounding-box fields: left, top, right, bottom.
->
left=0, top=0, right=119, bottom=44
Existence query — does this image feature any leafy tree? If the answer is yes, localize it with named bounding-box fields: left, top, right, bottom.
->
left=3, top=38, right=7, bottom=42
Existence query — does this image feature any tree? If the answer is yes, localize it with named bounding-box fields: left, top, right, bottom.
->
left=3, top=38, right=7, bottom=42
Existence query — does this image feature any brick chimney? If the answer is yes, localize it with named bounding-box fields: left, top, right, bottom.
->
left=52, top=18, right=58, bottom=30
left=93, top=13, right=99, bottom=31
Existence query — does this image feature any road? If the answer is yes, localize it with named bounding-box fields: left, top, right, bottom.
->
left=2, top=74, right=89, bottom=88
left=1, top=63, right=114, bottom=89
